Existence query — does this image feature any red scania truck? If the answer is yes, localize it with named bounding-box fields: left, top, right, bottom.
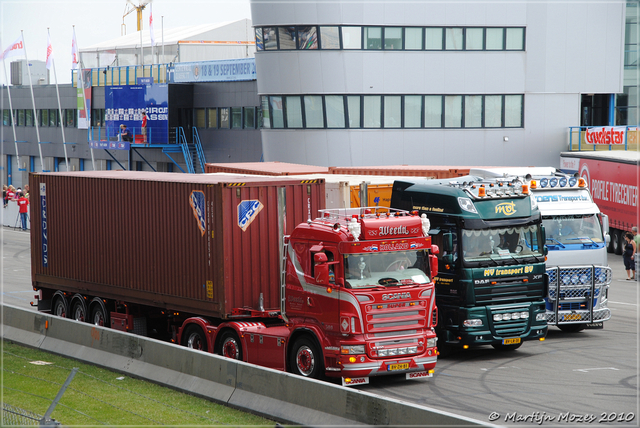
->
left=30, top=171, right=439, bottom=386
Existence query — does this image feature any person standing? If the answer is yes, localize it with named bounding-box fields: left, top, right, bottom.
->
left=623, top=232, right=636, bottom=280
left=141, top=111, right=147, bottom=144
left=633, top=227, right=640, bottom=280
left=17, top=191, right=29, bottom=230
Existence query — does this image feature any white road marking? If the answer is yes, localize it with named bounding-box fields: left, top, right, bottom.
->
left=573, top=367, right=619, bottom=373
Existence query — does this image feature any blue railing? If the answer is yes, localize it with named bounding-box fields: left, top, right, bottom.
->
left=567, top=125, right=638, bottom=151
left=177, top=127, right=195, bottom=174
left=192, top=127, right=206, bottom=173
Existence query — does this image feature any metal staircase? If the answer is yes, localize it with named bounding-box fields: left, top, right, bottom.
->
left=162, top=127, right=205, bottom=174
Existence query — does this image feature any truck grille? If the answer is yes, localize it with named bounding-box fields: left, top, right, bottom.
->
left=547, top=266, right=610, bottom=306
left=366, top=307, right=426, bottom=333
left=491, top=308, right=529, bottom=336
left=475, top=276, right=545, bottom=305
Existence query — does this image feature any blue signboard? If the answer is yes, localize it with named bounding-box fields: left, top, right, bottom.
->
left=105, top=84, right=169, bottom=144
left=89, top=140, right=130, bottom=150
left=170, top=58, right=256, bottom=83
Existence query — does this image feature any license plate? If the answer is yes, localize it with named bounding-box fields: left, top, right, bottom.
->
left=502, top=338, right=521, bottom=345
left=562, top=313, right=581, bottom=321
left=388, top=363, right=410, bottom=371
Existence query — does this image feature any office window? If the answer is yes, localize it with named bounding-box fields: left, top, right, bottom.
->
left=3, top=110, right=11, bottom=126
left=363, top=96, right=382, bottom=128
left=279, top=27, right=296, bottom=50
left=320, top=26, right=340, bottom=49
left=424, top=96, right=442, bottom=128
left=405, top=28, right=423, bottom=50
left=261, top=97, right=270, bottom=129
left=298, top=26, right=318, bottom=49
left=41, top=109, right=49, bottom=127
left=325, top=95, right=345, bottom=128
left=231, top=107, right=242, bottom=129
left=342, top=27, right=362, bottom=49
left=384, top=27, right=403, bottom=50
left=195, top=108, right=206, bottom=128
left=244, top=107, right=255, bottom=129
left=486, top=28, right=504, bottom=50
left=484, top=96, right=503, bottom=127
left=26, top=110, right=34, bottom=126
left=17, top=110, right=25, bottom=126
left=464, top=95, right=483, bottom=128
left=466, top=28, right=484, bottom=50
left=270, top=97, right=284, bottom=128
left=445, top=28, right=464, bottom=50
left=264, top=27, right=277, bottom=50
left=207, top=108, right=218, bottom=128
left=49, top=109, right=59, bottom=127
left=425, top=28, right=443, bottom=50
left=347, top=96, right=361, bottom=128
left=504, top=95, right=523, bottom=127
left=506, top=28, right=525, bottom=50
left=304, top=96, right=324, bottom=128
left=64, top=109, right=76, bottom=127
left=384, top=96, right=401, bottom=128
left=220, top=107, right=230, bottom=129
left=364, top=27, right=382, bottom=50
left=404, top=95, right=422, bottom=128
left=255, top=28, right=264, bottom=51
left=444, top=95, right=462, bottom=127
left=285, top=96, right=303, bottom=128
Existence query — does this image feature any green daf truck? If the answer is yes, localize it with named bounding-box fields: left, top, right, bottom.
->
left=390, top=177, right=548, bottom=354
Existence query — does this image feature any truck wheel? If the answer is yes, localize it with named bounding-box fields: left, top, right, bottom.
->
left=612, top=230, right=623, bottom=255
left=558, top=324, right=585, bottom=333
left=90, top=298, right=110, bottom=327
left=182, top=325, right=208, bottom=352
left=52, top=296, right=68, bottom=318
left=491, top=342, right=523, bottom=351
left=70, top=295, right=88, bottom=322
left=290, top=337, right=323, bottom=378
left=219, top=331, right=242, bottom=360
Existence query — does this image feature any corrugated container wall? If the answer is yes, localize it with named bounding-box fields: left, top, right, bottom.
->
left=30, top=172, right=325, bottom=319
left=205, top=162, right=329, bottom=176
left=328, top=166, right=473, bottom=179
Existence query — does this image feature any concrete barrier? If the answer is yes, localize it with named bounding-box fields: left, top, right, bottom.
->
left=1, top=304, right=491, bottom=426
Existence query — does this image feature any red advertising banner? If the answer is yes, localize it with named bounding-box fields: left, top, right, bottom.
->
left=585, top=126, right=638, bottom=145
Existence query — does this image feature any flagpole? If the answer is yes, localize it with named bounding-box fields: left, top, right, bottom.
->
left=2, top=58, right=20, bottom=175
left=48, top=28, right=69, bottom=169
left=162, top=16, right=164, bottom=64
left=74, top=26, right=95, bottom=170
left=22, top=30, right=45, bottom=172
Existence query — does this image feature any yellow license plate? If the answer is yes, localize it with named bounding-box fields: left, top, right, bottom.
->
left=502, top=338, right=521, bottom=345
left=388, top=363, right=410, bottom=371
left=563, top=314, right=581, bottom=321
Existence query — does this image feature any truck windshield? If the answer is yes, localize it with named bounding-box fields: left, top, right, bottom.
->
left=461, top=225, right=543, bottom=264
left=543, top=214, right=604, bottom=245
left=343, top=250, right=430, bottom=289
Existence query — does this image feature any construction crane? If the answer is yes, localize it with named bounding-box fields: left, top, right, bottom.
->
left=121, top=0, right=151, bottom=35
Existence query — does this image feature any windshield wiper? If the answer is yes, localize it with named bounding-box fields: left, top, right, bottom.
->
left=546, top=237, right=566, bottom=248
left=565, top=237, right=598, bottom=246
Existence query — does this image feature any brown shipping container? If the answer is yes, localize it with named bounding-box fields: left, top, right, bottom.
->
left=30, top=171, right=325, bottom=319
left=205, top=161, right=329, bottom=176
left=328, top=165, right=475, bottom=179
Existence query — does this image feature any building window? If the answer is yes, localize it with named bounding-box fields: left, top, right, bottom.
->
left=220, top=107, right=230, bottom=129
left=195, top=108, right=206, bottom=128
left=64, top=109, right=76, bottom=127
left=404, top=95, right=422, bottom=128
left=364, top=27, right=382, bottom=50
left=270, top=96, right=284, bottom=128
left=285, top=96, right=303, bottom=128
left=464, top=95, right=483, bottom=128
left=466, top=28, right=484, bottom=50
left=244, top=107, right=255, bottom=129
left=506, top=28, right=525, bottom=50
left=25, top=110, right=34, bottom=126
left=363, top=95, right=382, bottom=128
left=484, top=95, right=503, bottom=127
left=444, top=95, right=462, bottom=127
left=41, top=109, right=49, bottom=127
left=383, top=95, right=401, bottom=128
left=325, top=95, right=345, bottom=128
left=486, top=28, right=504, bottom=50
left=298, top=26, right=318, bottom=49
left=279, top=27, right=297, bottom=50
left=320, top=26, right=340, bottom=49
left=304, top=95, right=324, bottom=128
left=504, top=95, right=523, bottom=127
left=255, top=28, right=264, bottom=51
left=207, top=108, right=218, bottom=128
left=424, top=96, right=443, bottom=128
left=347, top=96, right=361, bottom=128
left=445, top=28, right=464, bottom=50
left=425, top=28, right=444, bottom=50
left=3, top=110, right=11, bottom=126
left=49, top=109, right=59, bottom=127
left=405, top=27, right=423, bottom=50
left=231, top=107, right=242, bottom=129
left=264, top=27, right=277, bottom=50
left=342, top=27, right=362, bottom=49
left=261, top=97, right=270, bottom=129
left=384, top=27, right=403, bottom=50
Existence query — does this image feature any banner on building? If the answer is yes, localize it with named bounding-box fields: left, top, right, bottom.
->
left=77, top=69, right=92, bottom=129
left=170, top=58, right=256, bottom=83
left=585, top=126, right=638, bottom=145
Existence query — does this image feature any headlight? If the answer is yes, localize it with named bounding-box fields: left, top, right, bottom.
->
left=511, top=312, right=520, bottom=319
left=536, top=313, right=546, bottom=321
left=388, top=348, right=398, bottom=356
left=341, top=345, right=365, bottom=355
left=493, top=314, right=503, bottom=321
left=458, top=197, right=478, bottom=213
left=502, top=313, right=512, bottom=321
left=579, top=274, right=589, bottom=284
left=562, top=275, right=571, bottom=285
left=378, top=349, right=388, bottom=357
left=427, top=338, right=437, bottom=348
left=463, top=319, right=483, bottom=327
left=571, top=274, right=579, bottom=284
left=520, top=311, right=529, bottom=319
left=420, top=289, right=432, bottom=298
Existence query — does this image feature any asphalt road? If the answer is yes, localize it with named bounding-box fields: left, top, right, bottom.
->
left=2, top=226, right=638, bottom=426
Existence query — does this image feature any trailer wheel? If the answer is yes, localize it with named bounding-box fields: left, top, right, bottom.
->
left=612, top=230, right=623, bottom=255
left=52, top=294, right=68, bottom=318
left=70, top=295, right=88, bottom=322
left=183, top=325, right=208, bottom=352
left=290, top=336, right=323, bottom=379
left=558, top=324, right=585, bottom=333
left=491, top=342, right=523, bottom=351
left=219, top=331, right=242, bottom=360
left=90, top=298, right=110, bottom=327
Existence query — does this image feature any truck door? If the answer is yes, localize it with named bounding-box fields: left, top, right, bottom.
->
left=308, top=245, right=341, bottom=336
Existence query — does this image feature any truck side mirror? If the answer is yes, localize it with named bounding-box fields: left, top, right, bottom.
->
left=443, top=233, right=453, bottom=253
left=540, top=224, right=548, bottom=256
left=314, top=253, right=330, bottom=285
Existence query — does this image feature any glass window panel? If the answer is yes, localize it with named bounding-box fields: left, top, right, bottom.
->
left=304, top=95, right=324, bottom=128
left=207, top=108, right=218, bottom=128
left=279, top=27, right=297, bottom=50
left=347, top=96, right=361, bottom=128
left=342, top=27, right=362, bottom=49
left=363, top=96, right=381, bottom=128
left=445, top=28, right=464, bottom=50
left=364, top=27, right=382, bottom=50
left=298, top=26, right=318, bottom=49
left=464, top=95, right=483, bottom=127
left=384, top=95, right=401, bottom=128
left=49, top=110, right=58, bottom=127
left=486, top=28, right=504, bottom=50
left=466, top=28, right=484, bottom=50
left=484, top=96, right=503, bottom=127
left=65, top=109, right=75, bottom=127
left=231, top=107, right=242, bottom=129
left=384, top=27, right=403, bottom=50
left=26, top=110, right=34, bottom=126
left=505, top=95, right=523, bottom=127
left=424, top=96, right=443, bottom=128
left=506, top=28, right=524, bottom=50
left=444, top=95, right=462, bottom=127
left=195, top=108, right=206, bottom=128
left=285, top=96, right=303, bottom=128
left=255, top=28, right=264, bottom=51
left=244, top=107, right=255, bottom=129
left=263, top=27, right=277, bottom=50
left=325, top=95, right=345, bottom=128
left=320, top=26, right=340, bottom=49
left=261, top=96, right=270, bottom=129
left=404, top=95, right=422, bottom=128
left=220, top=107, right=230, bottom=128
left=405, top=27, right=423, bottom=50
left=270, top=97, right=284, bottom=128
left=425, top=28, right=443, bottom=50
left=41, top=109, right=49, bottom=127
left=3, top=110, right=11, bottom=126
left=17, top=110, right=25, bottom=126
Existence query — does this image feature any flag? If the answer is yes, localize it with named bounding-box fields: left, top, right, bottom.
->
left=71, top=27, right=79, bottom=70
left=0, top=35, right=25, bottom=61
left=149, top=4, right=156, bottom=47
left=46, top=33, right=54, bottom=70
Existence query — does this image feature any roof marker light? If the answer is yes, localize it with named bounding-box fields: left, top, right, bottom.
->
left=539, top=178, right=548, bottom=188
left=559, top=177, right=567, bottom=187
left=478, top=186, right=486, bottom=197
left=550, top=178, right=558, bottom=188
left=578, top=178, right=586, bottom=187
left=530, top=180, right=537, bottom=189
left=569, top=177, right=577, bottom=187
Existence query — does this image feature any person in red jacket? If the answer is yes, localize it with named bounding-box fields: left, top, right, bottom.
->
left=141, top=111, right=148, bottom=144
left=17, top=191, right=29, bottom=230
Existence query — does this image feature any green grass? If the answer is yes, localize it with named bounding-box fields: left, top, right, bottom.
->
left=2, top=340, right=276, bottom=426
